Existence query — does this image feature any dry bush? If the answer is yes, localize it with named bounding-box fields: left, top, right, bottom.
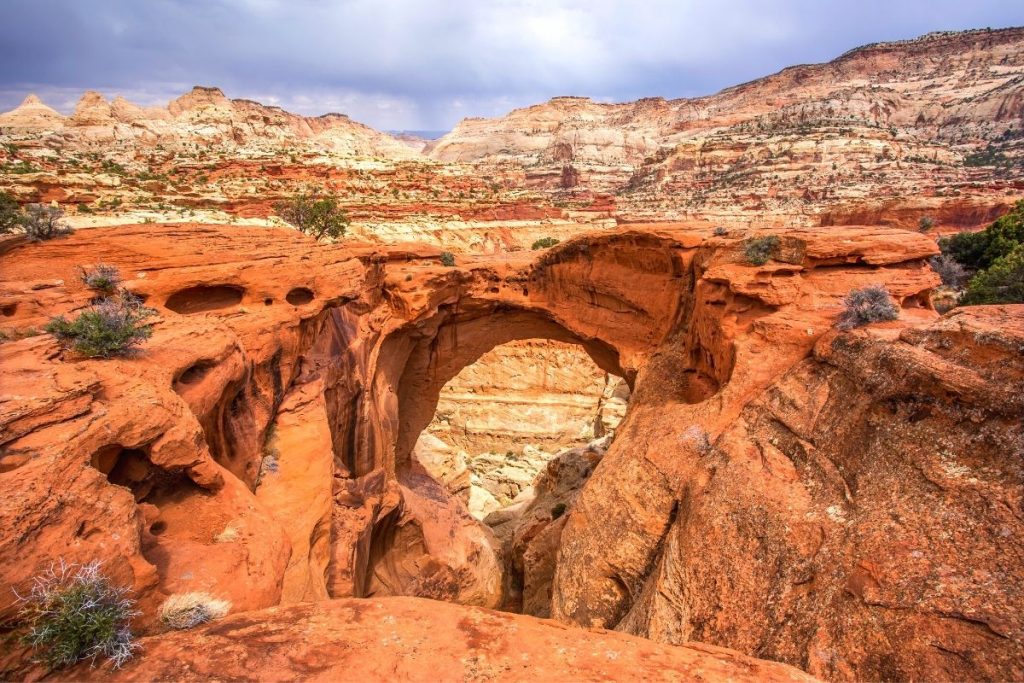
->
left=159, top=592, right=231, bottom=630
left=837, top=284, right=900, bottom=330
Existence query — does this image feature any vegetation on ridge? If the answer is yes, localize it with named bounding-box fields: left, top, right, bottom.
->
left=16, top=560, right=139, bottom=670
left=938, top=200, right=1024, bottom=306
left=274, top=191, right=350, bottom=242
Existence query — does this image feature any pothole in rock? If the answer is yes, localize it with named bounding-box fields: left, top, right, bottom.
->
left=412, top=338, right=630, bottom=522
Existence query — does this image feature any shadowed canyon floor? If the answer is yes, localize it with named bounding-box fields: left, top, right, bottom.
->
left=1, top=221, right=1022, bottom=681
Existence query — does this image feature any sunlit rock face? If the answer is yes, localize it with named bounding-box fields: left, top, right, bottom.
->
left=413, top=339, right=628, bottom=518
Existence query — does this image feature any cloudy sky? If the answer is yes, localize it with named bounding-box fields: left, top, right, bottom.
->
left=1, top=0, right=1022, bottom=131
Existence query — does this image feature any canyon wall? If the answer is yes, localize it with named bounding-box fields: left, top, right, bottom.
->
left=428, top=28, right=1023, bottom=227
left=0, top=28, right=1021, bottom=252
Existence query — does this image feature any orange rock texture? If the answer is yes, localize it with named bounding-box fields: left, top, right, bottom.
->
left=71, top=597, right=818, bottom=682
left=1, top=25, right=1023, bottom=683
left=2, top=218, right=1021, bottom=681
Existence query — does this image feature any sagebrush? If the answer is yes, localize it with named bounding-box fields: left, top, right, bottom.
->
left=929, top=254, right=968, bottom=289
left=837, top=285, right=900, bottom=330
left=16, top=560, right=139, bottom=670
left=79, top=264, right=122, bottom=294
left=46, top=293, right=155, bottom=358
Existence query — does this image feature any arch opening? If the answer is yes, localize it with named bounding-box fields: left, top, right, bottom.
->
left=413, top=338, right=630, bottom=521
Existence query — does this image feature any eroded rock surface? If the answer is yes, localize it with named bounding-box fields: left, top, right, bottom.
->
left=1, top=221, right=1021, bottom=682
left=71, top=597, right=819, bottom=682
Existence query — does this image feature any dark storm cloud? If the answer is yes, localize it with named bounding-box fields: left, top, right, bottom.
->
left=1, top=0, right=1023, bottom=130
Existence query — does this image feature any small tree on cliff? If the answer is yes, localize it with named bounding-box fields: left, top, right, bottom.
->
left=0, top=190, right=20, bottom=234
left=274, top=191, right=349, bottom=242
left=20, top=204, right=72, bottom=241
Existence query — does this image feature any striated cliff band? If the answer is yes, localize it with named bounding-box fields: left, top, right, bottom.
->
left=0, top=28, right=1022, bottom=251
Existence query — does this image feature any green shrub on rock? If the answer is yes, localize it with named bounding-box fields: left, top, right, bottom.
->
left=46, top=293, right=155, bottom=358
left=960, top=244, right=1024, bottom=305
left=742, top=235, right=780, bottom=266
left=16, top=560, right=139, bottom=670
left=0, top=190, right=20, bottom=234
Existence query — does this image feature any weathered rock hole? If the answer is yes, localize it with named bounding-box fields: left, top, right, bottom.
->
left=264, top=298, right=273, bottom=306
left=149, top=520, right=167, bottom=535
left=286, top=287, right=315, bottom=305
left=175, top=360, right=214, bottom=386
left=91, top=445, right=154, bottom=501
left=165, top=284, right=244, bottom=314
left=1, top=303, right=17, bottom=316
left=90, top=444, right=193, bottom=505
left=902, top=292, right=931, bottom=309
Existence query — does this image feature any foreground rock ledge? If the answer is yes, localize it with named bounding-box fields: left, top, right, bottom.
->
left=71, top=597, right=818, bottom=682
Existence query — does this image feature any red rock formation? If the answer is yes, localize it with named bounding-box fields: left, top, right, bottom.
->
left=1, top=221, right=1021, bottom=682
left=71, top=597, right=818, bottom=682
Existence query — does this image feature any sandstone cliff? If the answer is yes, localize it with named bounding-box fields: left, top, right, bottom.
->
left=430, top=28, right=1024, bottom=227
left=0, top=86, right=417, bottom=159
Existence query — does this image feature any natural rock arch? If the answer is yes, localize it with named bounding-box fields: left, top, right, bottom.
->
left=10, top=224, right=1020, bottom=683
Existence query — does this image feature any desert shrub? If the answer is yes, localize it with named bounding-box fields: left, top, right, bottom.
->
left=531, top=236, right=560, bottom=250
left=19, top=204, right=72, bottom=241
left=79, top=264, right=121, bottom=294
left=273, top=191, right=349, bottom=241
left=837, top=284, right=900, bottom=330
left=940, top=200, right=1024, bottom=271
left=46, top=294, right=155, bottom=358
left=0, top=190, right=19, bottom=234
left=16, top=560, right=139, bottom=669
left=255, top=425, right=281, bottom=486
left=918, top=216, right=935, bottom=232
left=713, top=226, right=728, bottom=236
left=439, top=251, right=456, bottom=267
left=742, top=235, right=780, bottom=266
left=929, top=254, right=968, bottom=289
left=960, top=244, right=1024, bottom=305
left=551, top=503, right=567, bottom=520
left=159, top=592, right=231, bottom=630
